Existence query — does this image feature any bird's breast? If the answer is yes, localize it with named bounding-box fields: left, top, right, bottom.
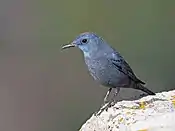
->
left=84, top=57, right=130, bottom=87
left=85, top=57, right=107, bottom=78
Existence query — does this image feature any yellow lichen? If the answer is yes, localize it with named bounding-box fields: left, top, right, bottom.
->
left=138, top=129, right=148, bottom=131
left=172, top=99, right=175, bottom=108
left=118, top=117, right=123, bottom=123
left=139, top=102, right=146, bottom=109
left=126, top=112, right=131, bottom=114
left=171, top=95, right=175, bottom=99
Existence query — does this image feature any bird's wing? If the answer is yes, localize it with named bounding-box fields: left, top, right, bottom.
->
left=109, top=52, right=145, bottom=84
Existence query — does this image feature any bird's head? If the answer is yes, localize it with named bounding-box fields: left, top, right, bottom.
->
left=62, top=32, right=105, bottom=57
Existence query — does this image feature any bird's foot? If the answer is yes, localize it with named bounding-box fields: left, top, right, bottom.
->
left=94, top=101, right=115, bottom=116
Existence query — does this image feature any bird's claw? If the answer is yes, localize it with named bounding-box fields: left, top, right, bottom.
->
left=94, top=101, right=115, bottom=116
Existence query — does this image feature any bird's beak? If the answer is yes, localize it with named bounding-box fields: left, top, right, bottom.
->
left=61, top=42, right=75, bottom=50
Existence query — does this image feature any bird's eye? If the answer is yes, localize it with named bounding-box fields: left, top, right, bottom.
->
left=81, top=38, right=88, bottom=44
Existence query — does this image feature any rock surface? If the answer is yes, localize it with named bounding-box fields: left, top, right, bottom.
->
left=79, top=90, right=175, bottom=131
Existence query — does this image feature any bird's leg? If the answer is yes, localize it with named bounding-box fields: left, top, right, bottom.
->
left=103, top=88, right=120, bottom=109
left=110, top=88, right=120, bottom=105
left=94, top=88, right=112, bottom=116
left=95, top=88, right=120, bottom=116
left=103, top=88, right=112, bottom=104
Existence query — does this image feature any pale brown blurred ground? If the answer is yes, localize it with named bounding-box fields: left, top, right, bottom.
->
left=0, top=0, right=175, bottom=131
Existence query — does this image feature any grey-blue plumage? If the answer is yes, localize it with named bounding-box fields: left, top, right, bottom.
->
left=62, top=32, right=155, bottom=104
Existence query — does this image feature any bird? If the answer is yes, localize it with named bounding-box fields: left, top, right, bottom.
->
left=61, top=32, right=155, bottom=111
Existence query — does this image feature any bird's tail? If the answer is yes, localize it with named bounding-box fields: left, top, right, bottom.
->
left=134, top=84, right=156, bottom=95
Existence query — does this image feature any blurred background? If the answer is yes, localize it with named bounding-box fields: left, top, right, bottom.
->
left=0, top=0, right=175, bottom=131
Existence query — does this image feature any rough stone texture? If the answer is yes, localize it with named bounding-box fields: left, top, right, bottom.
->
left=79, top=90, right=175, bottom=131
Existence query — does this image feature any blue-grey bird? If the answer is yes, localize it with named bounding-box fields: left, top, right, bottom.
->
left=61, top=32, right=155, bottom=105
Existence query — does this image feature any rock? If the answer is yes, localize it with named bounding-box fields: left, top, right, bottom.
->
left=79, top=90, right=175, bottom=131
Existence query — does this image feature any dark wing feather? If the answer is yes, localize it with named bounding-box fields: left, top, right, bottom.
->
left=110, top=55, right=145, bottom=84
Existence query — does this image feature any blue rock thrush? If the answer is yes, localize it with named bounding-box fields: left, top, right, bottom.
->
left=61, top=32, right=155, bottom=111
